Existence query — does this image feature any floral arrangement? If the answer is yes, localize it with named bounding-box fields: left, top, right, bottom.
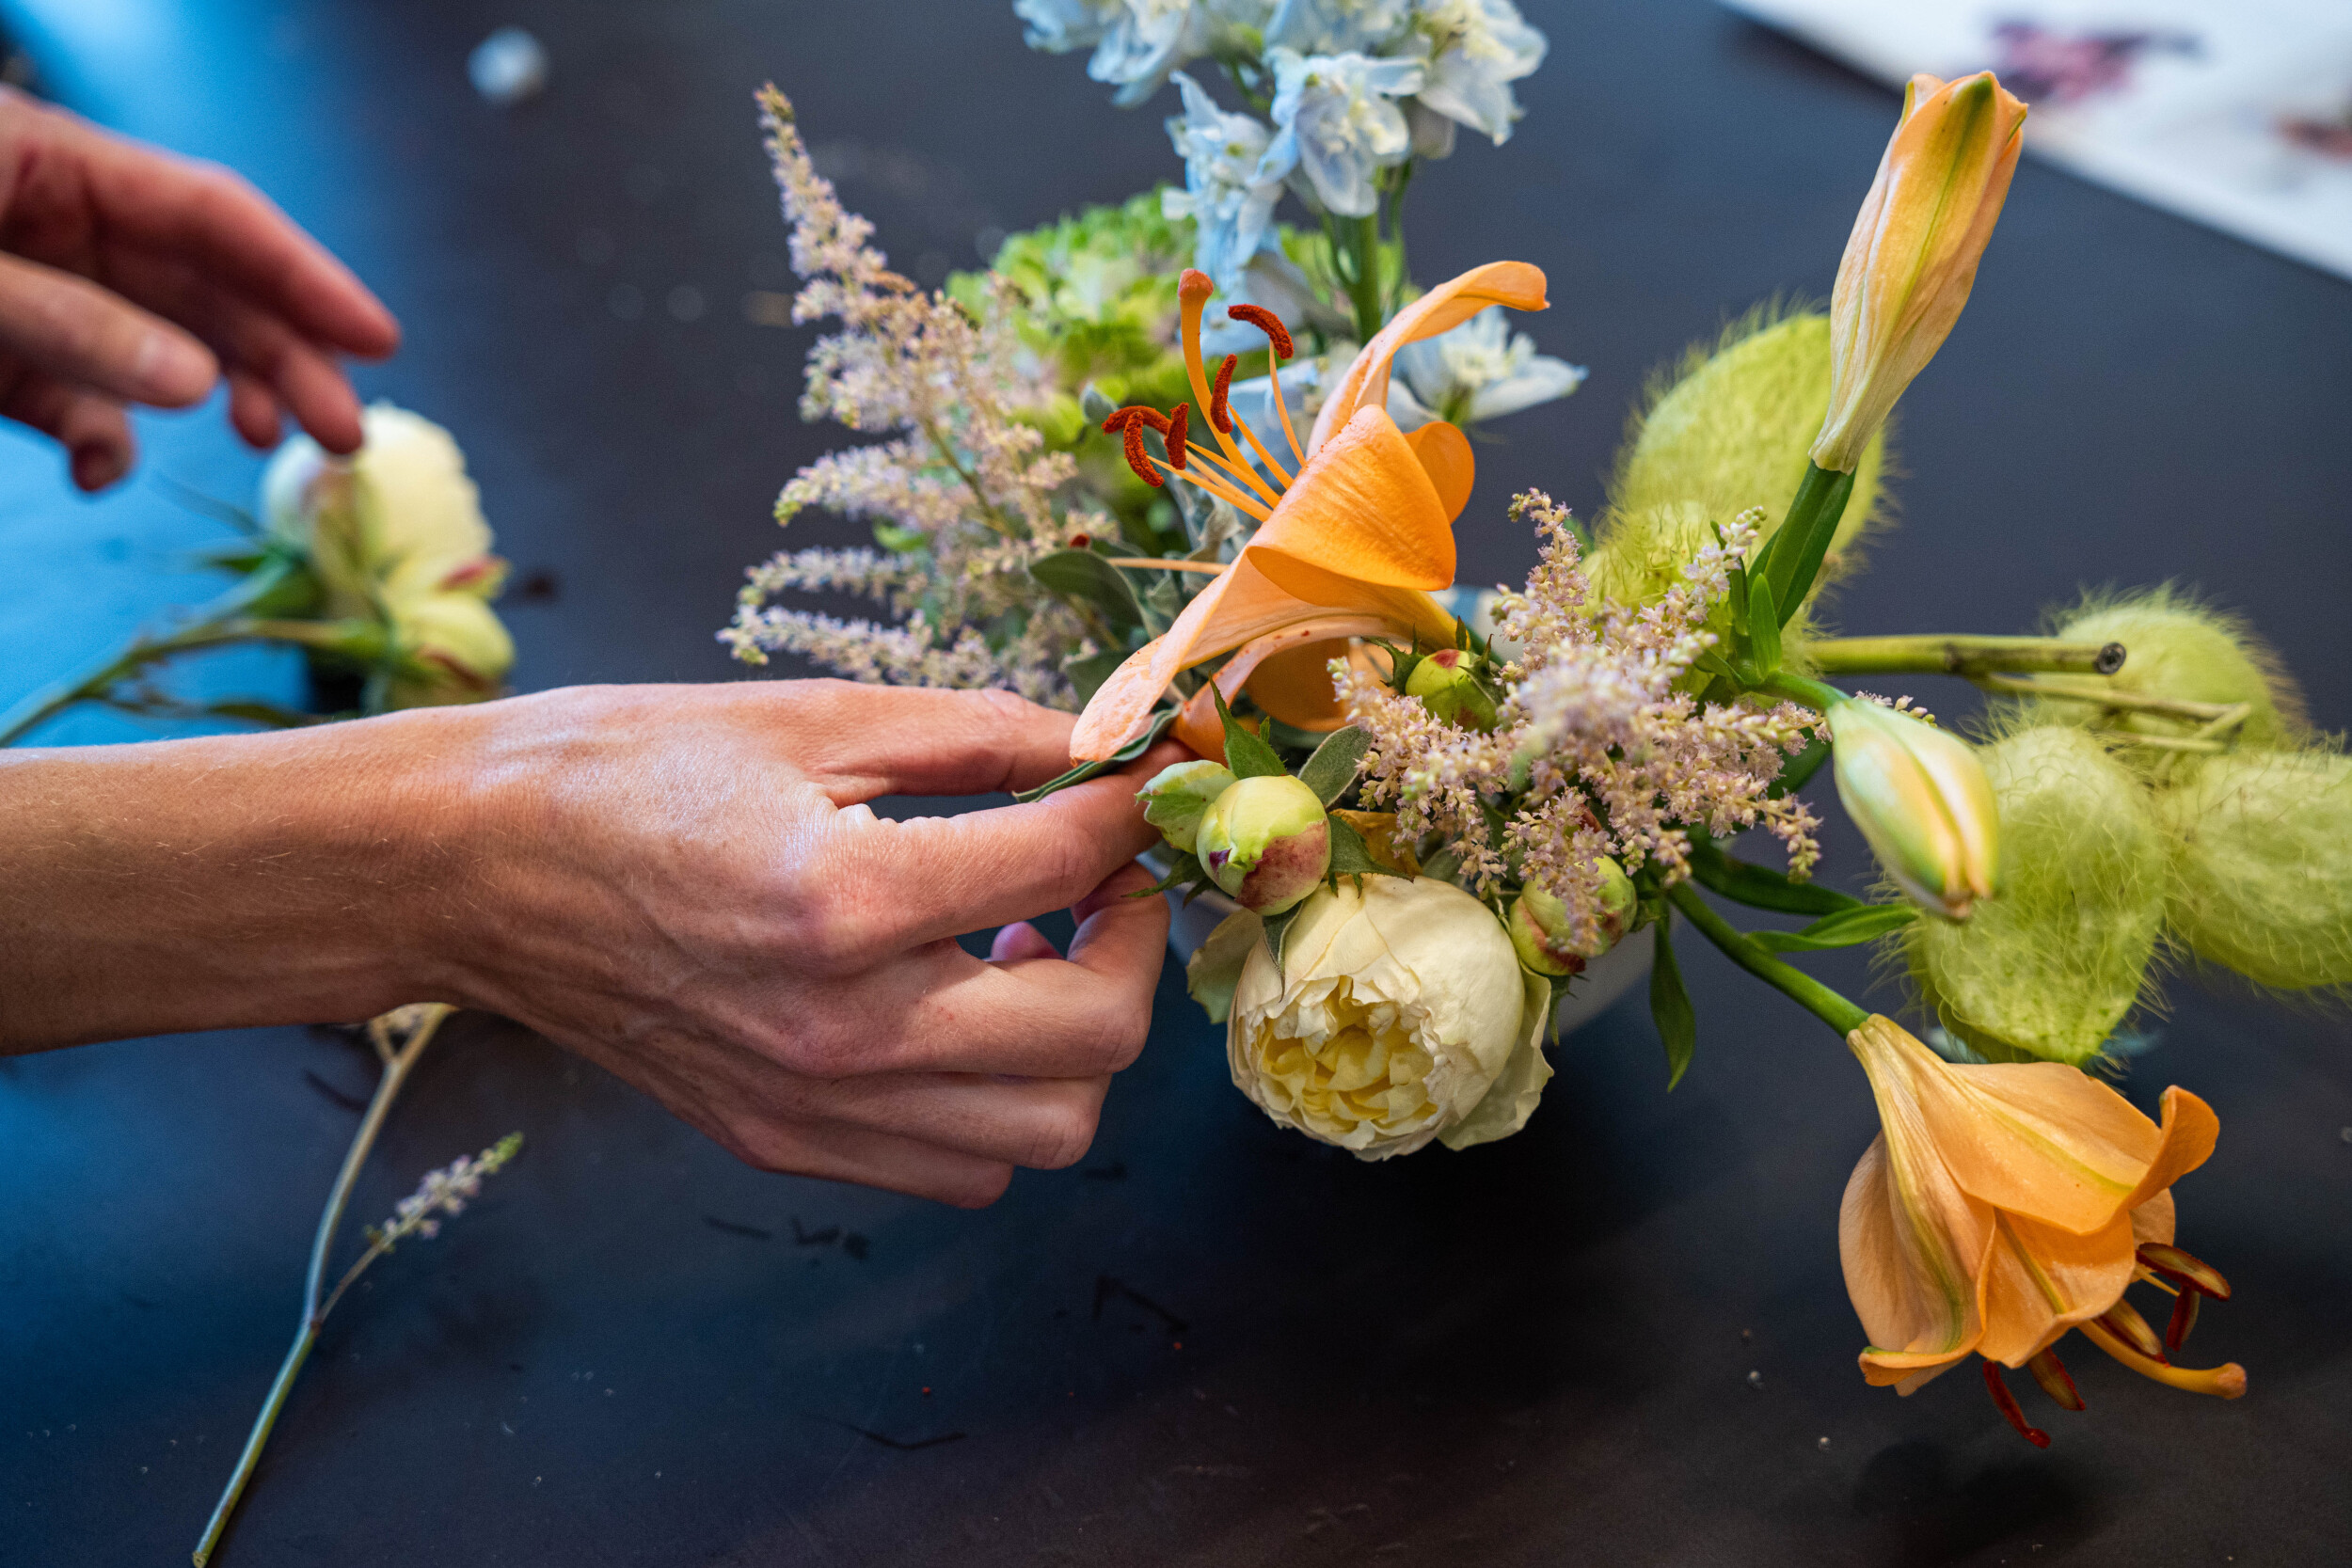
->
left=731, top=8, right=2352, bottom=1450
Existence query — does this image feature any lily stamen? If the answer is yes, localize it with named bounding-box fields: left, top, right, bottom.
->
left=1982, top=1362, right=2050, bottom=1449
left=2098, top=1299, right=2168, bottom=1362
left=1209, top=353, right=1236, bottom=433
left=2165, top=1289, right=2201, bottom=1351
left=1226, top=300, right=1307, bottom=469
left=2025, top=1348, right=2086, bottom=1412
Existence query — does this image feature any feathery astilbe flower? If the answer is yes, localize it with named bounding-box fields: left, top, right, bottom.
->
left=723, top=87, right=1100, bottom=708
left=1335, top=492, right=1820, bottom=951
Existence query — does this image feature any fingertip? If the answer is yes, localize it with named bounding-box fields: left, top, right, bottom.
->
left=228, top=373, right=282, bottom=449
left=70, top=438, right=130, bottom=492
left=989, top=921, right=1059, bottom=964
left=132, top=327, right=217, bottom=406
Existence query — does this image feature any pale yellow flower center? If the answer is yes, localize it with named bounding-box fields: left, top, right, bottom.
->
left=1248, top=980, right=1439, bottom=1145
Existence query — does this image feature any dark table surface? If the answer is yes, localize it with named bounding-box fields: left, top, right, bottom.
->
left=4, top=3, right=2349, bottom=1563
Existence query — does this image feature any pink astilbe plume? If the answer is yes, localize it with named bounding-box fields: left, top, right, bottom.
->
left=722, top=87, right=1097, bottom=706
left=1337, top=492, right=1820, bottom=953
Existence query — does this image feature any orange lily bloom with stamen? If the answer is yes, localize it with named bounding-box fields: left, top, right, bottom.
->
left=1069, top=261, right=1548, bottom=763
left=1840, top=1016, right=2244, bottom=1447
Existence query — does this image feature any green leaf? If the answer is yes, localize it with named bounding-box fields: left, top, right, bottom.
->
left=1139, top=571, right=1182, bottom=637
left=1649, top=919, right=1697, bottom=1090
left=1747, top=570, right=1782, bottom=675
left=1768, top=736, right=1831, bottom=799
left=1011, top=707, right=1177, bottom=802
left=1186, top=910, right=1263, bottom=1024
left=1747, top=903, right=1917, bottom=952
left=1030, top=549, right=1143, bottom=631
left=1686, top=839, right=1859, bottom=916
left=1690, top=648, right=1741, bottom=685
left=1260, top=902, right=1301, bottom=976
left=1061, top=648, right=1126, bottom=705
left=1297, top=726, right=1371, bottom=806
left=1135, top=848, right=1207, bottom=897
left=1324, top=811, right=1407, bottom=880
left=1212, top=684, right=1287, bottom=780
left=1725, top=549, right=1751, bottom=633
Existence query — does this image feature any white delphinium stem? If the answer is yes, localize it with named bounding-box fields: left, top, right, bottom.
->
left=193, top=1006, right=521, bottom=1567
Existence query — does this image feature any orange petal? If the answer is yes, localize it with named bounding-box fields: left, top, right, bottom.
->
left=1248, top=639, right=1354, bottom=731
left=1841, top=1130, right=1994, bottom=1387
left=1069, top=559, right=1451, bottom=761
left=2115, top=1086, right=2219, bottom=1214
left=1852, top=1018, right=2157, bottom=1237
left=1253, top=406, right=1456, bottom=590
left=2128, top=1189, right=2176, bottom=1249
left=1308, top=261, right=1549, bottom=454
left=1978, top=1208, right=2137, bottom=1368
left=1403, top=420, right=1475, bottom=524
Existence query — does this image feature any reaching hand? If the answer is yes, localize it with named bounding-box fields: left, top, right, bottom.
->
left=0, top=87, right=399, bottom=490
left=0, top=681, right=1178, bottom=1207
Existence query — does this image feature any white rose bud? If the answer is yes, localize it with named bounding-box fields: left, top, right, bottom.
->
left=1229, top=878, right=1555, bottom=1160
left=263, top=403, right=505, bottom=617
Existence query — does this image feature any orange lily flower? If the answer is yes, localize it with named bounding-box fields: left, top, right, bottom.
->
left=1069, top=261, right=1548, bottom=763
left=1840, top=1016, right=2244, bottom=1446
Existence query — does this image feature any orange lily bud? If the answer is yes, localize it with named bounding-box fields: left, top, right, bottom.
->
left=1827, top=696, right=2001, bottom=922
left=1811, top=72, right=2026, bottom=472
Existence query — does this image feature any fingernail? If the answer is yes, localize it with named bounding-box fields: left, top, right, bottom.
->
left=72, top=442, right=128, bottom=491
left=132, top=330, right=216, bottom=404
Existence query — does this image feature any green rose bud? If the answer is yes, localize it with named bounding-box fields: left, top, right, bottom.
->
left=1196, top=774, right=1330, bottom=915
left=1403, top=648, right=1497, bottom=731
left=1136, top=759, right=1238, bottom=854
left=1507, top=858, right=1637, bottom=975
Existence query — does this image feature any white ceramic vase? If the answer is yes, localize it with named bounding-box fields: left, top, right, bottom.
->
left=1161, top=878, right=1652, bottom=1037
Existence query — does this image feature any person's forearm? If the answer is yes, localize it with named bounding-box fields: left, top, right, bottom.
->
left=0, top=705, right=484, bottom=1051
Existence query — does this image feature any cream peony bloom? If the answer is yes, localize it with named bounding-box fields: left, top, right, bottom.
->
left=1227, top=877, right=1553, bottom=1160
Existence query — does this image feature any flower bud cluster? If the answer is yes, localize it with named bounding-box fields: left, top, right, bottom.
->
left=1138, top=762, right=1331, bottom=914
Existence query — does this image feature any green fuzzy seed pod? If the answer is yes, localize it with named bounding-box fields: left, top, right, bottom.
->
left=1907, top=726, right=2167, bottom=1065
left=2158, top=748, right=2352, bottom=990
left=2045, top=587, right=2303, bottom=747
left=1600, top=309, right=1888, bottom=598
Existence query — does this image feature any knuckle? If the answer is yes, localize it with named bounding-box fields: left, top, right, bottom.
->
left=771, top=1018, right=861, bottom=1079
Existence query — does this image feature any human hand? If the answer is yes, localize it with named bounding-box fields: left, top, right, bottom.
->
left=439, top=681, right=1178, bottom=1207
left=0, top=87, right=398, bottom=490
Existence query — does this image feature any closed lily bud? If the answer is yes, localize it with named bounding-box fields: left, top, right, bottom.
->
left=1811, top=71, right=2026, bottom=472
left=1508, top=858, right=1636, bottom=976
left=1136, top=759, right=1238, bottom=854
left=1196, top=774, right=1330, bottom=914
left=1404, top=647, right=1497, bottom=731
left=1829, top=697, right=2000, bottom=921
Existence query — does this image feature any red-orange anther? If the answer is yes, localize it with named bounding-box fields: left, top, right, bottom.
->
left=1209, top=354, right=1237, bottom=434
left=2138, top=1243, right=2231, bottom=1300
left=2099, top=1299, right=2168, bottom=1363
left=1104, top=404, right=1170, bottom=436
left=2165, top=1288, right=2201, bottom=1351
left=1120, top=418, right=1163, bottom=487
left=1983, top=1362, right=2050, bottom=1449
left=1226, top=303, right=1294, bottom=360
left=1164, top=402, right=1190, bottom=469
left=2025, top=1348, right=2086, bottom=1413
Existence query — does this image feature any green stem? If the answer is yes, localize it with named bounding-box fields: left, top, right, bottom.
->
left=0, top=559, right=311, bottom=747
left=1381, top=161, right=1414, bottom=318
left=1757, top=669, right=1848, bottom=713
left=192, top=1006, right=452, bottom=1568
left=1756, top=462, right=1855, bottom=624
left=1343, top=213, right=1384, bottom=344
left=1666, top=882, right=1869, bottom=1037
left=1809, top=635, right=2127, bottom=678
